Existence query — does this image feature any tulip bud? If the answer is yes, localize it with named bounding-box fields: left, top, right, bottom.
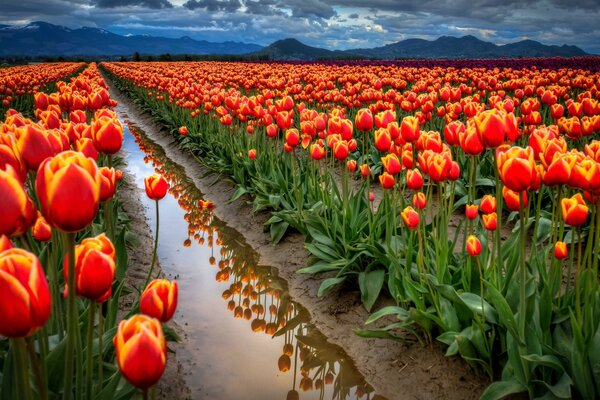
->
left=114, top=314, right=167, bottom=389
left=412, top=192, right=427, bottom=209
left=0, top=248, right=51, bottom=337
left=140, top=279, right=178, bottom=323
left=381, top=153, right=401, bottom=175
left=145, top=174, right=169, bottom=200
left=554, top=241, right=568, bottom=260
left=465, top=204, right=479, bottom=220
left=248, top=149, right=257, bottom=159
left=466, top=235, right=482, bottom=256
left=178, top=126, right=188, bottom=136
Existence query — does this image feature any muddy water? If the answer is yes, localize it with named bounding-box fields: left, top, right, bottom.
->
left=121, top=119, right=385, bottom=400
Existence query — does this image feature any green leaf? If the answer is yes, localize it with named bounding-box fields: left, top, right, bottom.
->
left=297, top=261, right=341, bottom=274
left=522, top=354, right=564, bottom=373
left=459, top=292, right=498, bottom=324
left=533, top=373, right=572, bottom=399
left=270, top=221, right=289, bottom=244
left=358, top=269, right=385, bottom=312
left=318, top=277, right=346, bottom=297
left=484, top=281, right=523, bottom=345
left=0, top=342, right=17, bottom=400
left=365, top=306, right=408, bottom=325
left=480, top=379, right=526, bottom=400
left=227, top=186, right=248, bottom=203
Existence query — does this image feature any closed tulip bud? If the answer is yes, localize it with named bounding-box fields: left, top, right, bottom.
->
left=285, top=129, right=300, bottom=147
left=178, top=126, right=188, bottom=136
left=412, top=192, right=427, bottom=209
left=502, top=187, right=528, bottom=211
left=0, top=166, right=37, bottom=237
left=99, top=167, right=117, bottom=202
left=32, top=214, right=52, bottom=242
left=379, top=172, right=395, bottom=189
left=248, top=149, right=257, bottom=159
left=36, top=151, right=100, bottom=232
left=406, top=168, right=424, bottom=190
left=114, top=314, right=167, bottom=389
left=91, top=116, right=123, bottom=155
left=369, top=191, right=375, bottom=202
left=355, top=108, right=373, bottom=132
left=310, top=143, right=326, bottom=160
left=480, top=195, right=496, bottom=214
left=145, top=174, right=169, bottom=200
left=401, top=206, right=419, bottom=229
left=374, top=128, right=392, bottom=152
left=554, top=241, right=568, bottom=260
left=466, top=235, right=482, bottom=256
left=381, top=153, right=401, bottom=175
left=346, top=159, right=357, bottom=172
left=140, top=279, right=178, bottom=323
left=64, top=234, right=116, bottom=301
left=561, top=193, right=588, bottom=226
left=482, top=212, right=497, bottom=231
left=465, top=204, right=478, bottom=220
left=359, top=164, right=371, bottom=178
left=400, top=116, right=420, bottom=143
left=448, top=161, right=461, bottom=181
left=0, top=248, right=51, bottom=337
left=333, top=140, right=349, bottom=161
left=266, top=124, right=278, bottom=138
left=287, top=390, right=300, bottom=400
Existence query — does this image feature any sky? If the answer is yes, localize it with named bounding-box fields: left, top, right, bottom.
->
left=1, top=0, right=599, bottom=53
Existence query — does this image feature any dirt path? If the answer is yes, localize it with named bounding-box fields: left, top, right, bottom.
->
left=105, top=72, right=487, bottom=400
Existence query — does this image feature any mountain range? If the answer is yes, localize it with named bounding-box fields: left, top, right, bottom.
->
left=0, top=21, right=588, bottom=60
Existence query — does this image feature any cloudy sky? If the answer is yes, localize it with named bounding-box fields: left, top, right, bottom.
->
left=1, top=0, right=599, bottom=53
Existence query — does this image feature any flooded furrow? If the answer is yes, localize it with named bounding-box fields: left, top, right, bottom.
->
left=120, top=117, right=386, bottom=400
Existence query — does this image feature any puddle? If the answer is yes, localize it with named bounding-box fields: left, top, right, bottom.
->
left=121, top=120, right=386, bottom=400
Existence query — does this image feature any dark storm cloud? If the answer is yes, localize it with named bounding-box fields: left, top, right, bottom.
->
left=348, top=13, right=359, bottom=19
left=183, top=0, right=242, bottom=12
left=92, top=0, right=173, bottom=8
left=284, top=0, right=337, bottom=19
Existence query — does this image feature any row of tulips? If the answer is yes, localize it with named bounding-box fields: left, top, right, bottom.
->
left=0, top=63, right=179, bottom=400
left=129, top=121, right=381, bottom=399
left=103, top=60, right=600, bottom=399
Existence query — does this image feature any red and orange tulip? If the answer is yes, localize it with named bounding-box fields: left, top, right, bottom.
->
left=140, top=279, right=178, bottom=323
left=145, top=174, right=169, bottom=201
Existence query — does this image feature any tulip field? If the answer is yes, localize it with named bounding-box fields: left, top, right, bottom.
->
left=1, top=57, right=600, bottom=400
left=102, top=58, right=600, bottom=399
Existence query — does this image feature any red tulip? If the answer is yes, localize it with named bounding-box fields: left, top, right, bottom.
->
left=36, top=151, right=100, bottom=232
left=16, top=124, right=56, bottom=171
left=310, top=143, right=326, bottom=160
left=91, top=116, right=123, bottom=155
left=379, top=172, right=395, bottom=189
left=503, top=187, right=528, bottom=211
left=412, top=192, right=427, bottom=209
left=332, top=140, right=349, bottom=161
left=561, top=193, right=588, bottom=226
left=140, top=279, right=178, bottom=323
left=114, top=314, right=167, bottom=389
left=32, top=214, right=52, bottom=242
left=497, top=146, right=537, bottom=192
left=482, top=212, right=497, bottom=231
left=0, top=248, right=51, bottom=337
left=465, top=204, right=478, bottom=220
left=145, top=174, right=169, bottom=200
left=359, top=164, right=371, bottom=178
left=381, top=153, right=401, bottom=175
left=400, top=116, right=420, bottom=143
left=0, top=165, right=37, bottom=237
left=554, top=241, right=568, bottom=260
left=401, top=206, right=419, bottom=229
left=248, top=149, right=257, bottom=159
left=373, top=128, right=391, bottom=152
left=178, top=126, right=188, bottom=136
left=99, top=167, right=117, bottom=202
left=466, top=235, right=482, bottom=256
left=406, top=168, right=423, bottom=191
left=480, top=195, right=496, bottom=214
left=355, top=108, right=373, bottom=132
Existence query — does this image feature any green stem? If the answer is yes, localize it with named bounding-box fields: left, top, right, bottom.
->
left=63, top=232, right=76, bottom=400
left=86, top=303, right=96, bottom=400
left=144, top=199, right=160, bottom=289
left=26, top=336, right=47, bottom=400
left=97, top=303, right=104, bottom=394
left=13, top=338, right=32, bottom=400
left=518, top=191, right=527, bottom=339
left=575, top=228, right=582, bottom=324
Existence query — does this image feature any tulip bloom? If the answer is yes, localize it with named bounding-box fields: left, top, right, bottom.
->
left=561, top=193, right=588, bottom=227
left=374, top=128, right=392, bottom=152
left=32, top=214, right=52, bottom=242
left=0, top=248, right=51, bottom=337
left=554, top=241, right=568, bottom=260
left=465, top=204, right=478, bottom=220
left=310, top=143, right=326, bottom=160
left=406, top=168, right=424, bottom=191
left=0, top=166, right=37, bottom=237
left=145, top=174, right=169, bottom=200
left=99, top=167, right=117, bottom=202
left=400, top=116, right=420, bottom=143
left=65, top=234, right=116, bottom=302
left=480, top=195, right=496, bottom=214
left=381, top=153, right=401, bottom=175
left=346, top=159, right=357, bottom=172
left=412, top=192, right=427, bottom=209
left=497, top=146, right=537, bottom=192
left=36, top=151, right=100, bottom=232
left=140, top=279, right=178, bottom=323
left=248, top=149, right=257, bottom=159
left=379, top=172, right=395, bottom=189
left=16, top=124, right=56, bottom=171
left=466, top=235, right=482, bottom=256
left=359, top=164, right=371, bottom=178
left=0, top=235, right=13, bottom=252
left=482, top=212, right=497, bottom=231
left=355, top=108, right=373, bottom=132
left=503, top=187, right=528, bottom=211
left=91, top=116, right=123, bottom=155
left=178, top=126, right=188, bottom=136
left=332, top=140, right=349, bottom=161
left=401, top=206, right=419, bottom=229
left=114, top=314, right=167, bottom=389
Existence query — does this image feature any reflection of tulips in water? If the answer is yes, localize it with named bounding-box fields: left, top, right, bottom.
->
left=127, top=120, right=380, bottom=399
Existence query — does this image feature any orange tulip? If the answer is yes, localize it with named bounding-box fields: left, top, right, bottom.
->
left=0, top=235, right=13, bottom=252
left=36, top=151, right=100, bottom=232
left=332, top=140, right=349, bottom=161
left=381, top=153, right=401, bottom=175
left=285, top=128, right=300, bottom=147
left=178, top=126, right=188, bottom=136
left=554, top=241, right=568, bottom=260
left=99, top=167, right=117, bottom=202
left=0, top=248, right=51, bottom=337
left=379, top=172, right=395, bottom=189
left=0, top=134, right=26, bottom=182
left=16, top=124, right=56, bottom=171
left=459, top=124, right=484, bottom=156
left=373, top=128, right=391, bottom=152
left=561, top=193, right=588, bottom=226
left=248, top=149, right=257, bottom=159
left=465, top=204, right=478, bottom=220
left=406, top=168, right=423, bottom=190
left=542, top=155, right=576, bottom=187
left=144, top=174, right=169, bottom=200
left=412, top=192, right=427, bottom=209
left=310, top=143, right=326, bottom=160
left=355, top=108, right=373, bottom=132
left=32, top=213, right=52, bottom=242
left=0, top=165, right=37, bottom=237
left=140, top=279, right=178, bottom=323
left=401, top=206, right=419, bottom=229
left=503, top=187, right=528, bottom=211
left=482, top=212, right=497, bottom=231
left=114, top=314, right=167, bottom=389
left=64, top=234, right=116, bottom=301
left=359, top=164, right=371, bottom=178
left=497, top=146, right=537, bottom=192
left=466, top=235, right=482, bottom=256
left=400, top=116, right=420, bottom=143
left=480, top=195, right=496, bottom=214
left=443, top=120, right=464, bottom=147
left=346, top=159, right=357, bottom=172
left=91, top=116, right=123, bottom=155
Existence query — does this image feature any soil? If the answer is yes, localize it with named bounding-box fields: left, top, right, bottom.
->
left=104, top=71, right=488, bottom=400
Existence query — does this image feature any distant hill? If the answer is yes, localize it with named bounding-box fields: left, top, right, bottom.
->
left=251, top=38, right=361, bottom=60
left=347, top=35, right=587, bottom=59
left=0, top=21, right=263, bottom=57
